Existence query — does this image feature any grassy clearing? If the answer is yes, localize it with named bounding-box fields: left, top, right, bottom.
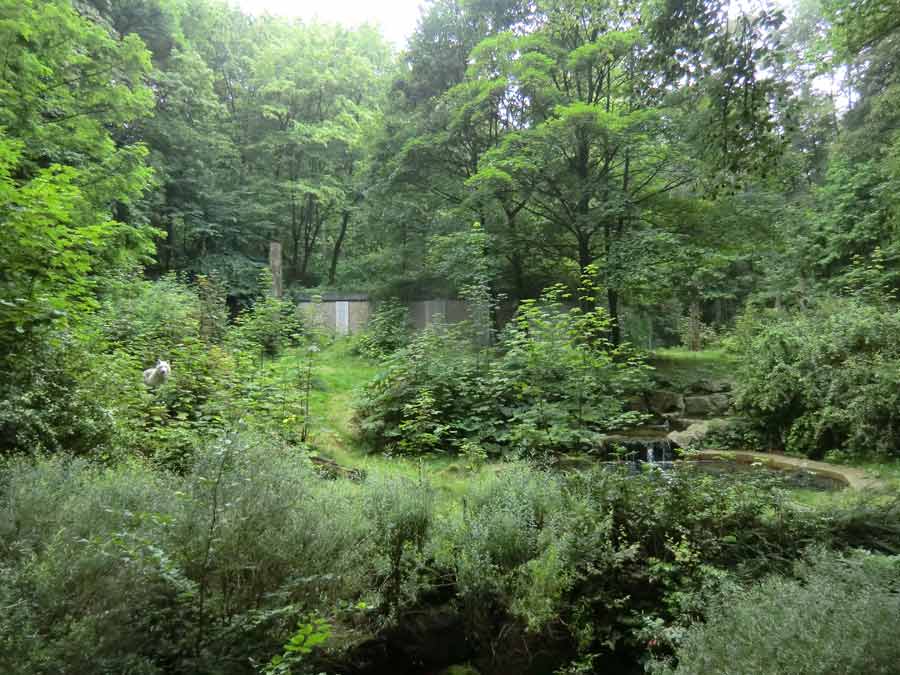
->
left=648, top=347, right=737, bottom=388
left=272, top=340, right=898, bottom=506
left=277, top=338, right=485, bottom=496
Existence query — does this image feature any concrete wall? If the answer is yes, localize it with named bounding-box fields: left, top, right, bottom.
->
left=297, top=297, right=469, bottom=335
left=408, top=299, right=469, bottom=329
left=297, top=300, right=371, bottom=335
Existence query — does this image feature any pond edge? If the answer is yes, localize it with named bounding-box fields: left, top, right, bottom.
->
left=694, top=450, right=883, bottom=491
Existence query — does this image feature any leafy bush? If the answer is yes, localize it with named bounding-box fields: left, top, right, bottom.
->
left=226, top=270, right=304, bottom=359
left=491, top=286, right=651, bottom=456
left=354, top=299, right=412, bottom=359
left=353, top=299, right=411, bottom=360
left=0, top=335, right=120, bottom=456
left=356, top=283, right=650, bottom=458
left=698, top=418, right=767, bottom=451
left=660, top=549, right=900, bottom=675
left=356, top=320, right=490, bottom=454
left=0, top=272, right=208, bottom=458
left=98, top=272, right=203, bottom=358
left=0, top=270, right=319, bottom=466
left=3, top=447, right=900, bottom=674
left=362, top=471, right=434, bottom=613
left=730, top=296, right=900, bottom=458
left=89, top=274, right=241, bottom=466
left=432, top=464, right=900, bottom=669
left=0, top=437, right=377, bottom=674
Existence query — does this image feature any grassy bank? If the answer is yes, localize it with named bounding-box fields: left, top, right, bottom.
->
left=287, top=338, right=483, bottom=494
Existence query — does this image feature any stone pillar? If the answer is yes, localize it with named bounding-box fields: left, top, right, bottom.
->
left=269, top=241, right=283, bottom=298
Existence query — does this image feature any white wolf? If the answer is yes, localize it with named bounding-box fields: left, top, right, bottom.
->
left=143, top=360, right=171, bottom=387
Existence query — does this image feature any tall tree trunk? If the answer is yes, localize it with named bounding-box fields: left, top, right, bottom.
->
left=509, top=250, right=525, bottom=301
left=290, top=187, right=300, bottom=281
left=689, top=299, right=702, bottom=352
left=607, top=287, right=621, bottom=346
left=328, top=211, right=350, bottom=285
left=578, top=234, right=594, bottom=314
left=163, top=220, right=174, bottom=271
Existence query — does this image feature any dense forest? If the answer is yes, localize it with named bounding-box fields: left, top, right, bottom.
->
left=3, top=0, right=900, bottom=674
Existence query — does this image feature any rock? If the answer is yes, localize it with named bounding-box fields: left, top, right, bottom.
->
left=683, top=393, right=731, bottom=417
left=647, top=390, right=684, bottom=415
left=668, top=421, right=711, bottom=448
left=664, top=415, right=709, bottom=431
left=626, top=396, right=650, bottom=413
left=688, top=379, right=732, bottom=394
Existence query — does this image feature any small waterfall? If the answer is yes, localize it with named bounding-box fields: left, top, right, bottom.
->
left=599, top=430, right=679, bottom=468
left=659, top=438, right=673, bottom=462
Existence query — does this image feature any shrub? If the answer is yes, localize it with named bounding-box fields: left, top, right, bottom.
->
left=427, top=463, right=867, bottom=666
left=0, top=437, right=378, bottom=674
left=0, top=270, right=317, bottom=467
left=362, top=471, right=435, bottom=613
left=356, top=282, right=651, bottom=458
left=0, top=273, right=238, bottom=462
left=489, top=285, right=651, bottom=456
left=356, top=321, right=490, bottom=455
left=0, top=335, right=120, bottom=456
left=353, top=299, right=411, bottom=360
left=4, top=448, right=900, bottom=674
left=660, top=549, right=900, bottom=675
left=97, top=272, right=203, bottom=358
left=226, top=270, right=304, bottom=359
left=730, top=296, right=900, bottom=458
left=432, top=466, right=566, bottom=606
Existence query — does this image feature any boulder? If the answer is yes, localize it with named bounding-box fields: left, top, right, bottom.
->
left=664, top=415, right=709, bottom=431
left=688, top=379, right=732, bottom=394
left=683, top=393, right=731, bottom=417
left=625, top=396, right=650, bottom=414
left=647, top=390, right=684, bottom=415
left=667, top=421, right=711, bottom=449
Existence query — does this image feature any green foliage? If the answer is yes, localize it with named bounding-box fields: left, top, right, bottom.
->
left=90, top=273, right=237, bottom=465
left=356, top=320, right=488, bottom=455
left=196, top=273, right=229, bottom=343
left=660, top=549, right=900, bottom=675
left=0, top=273, right=208, bottom=458
left=357, top=279, right=650, bottom=458
left=699, top=418, right=768, bottom=452
left=0, top=437, right=375, bottom=674
left=5, top=441, right=900, bottom=674
left=362, top=471, right=434, bottom=612
left=264, top=617, right=332, bottom=675
left=227, top=271, right=304, bottom=358
left=0, top=335, right=120, bottom=456
left=493, top=280, right=651, bottom=456
left=353, top=299, right=411, bottom=360
left=0, top=270, right=316, bottom=466
left=731, top=297, right=900, bottom=458
left=676, top=315, right=722, bottom=351
left=428, top=223, right=497, bottom=344
left=0, top=0, right=155, bottom=351
left=428, top=462, right=900, bottom=667
left=5, top=0, right=900, bottom=671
